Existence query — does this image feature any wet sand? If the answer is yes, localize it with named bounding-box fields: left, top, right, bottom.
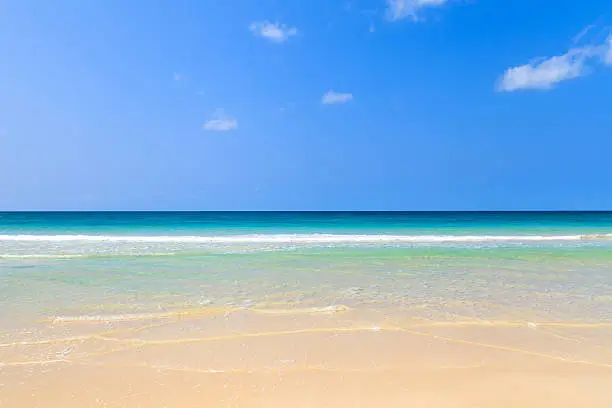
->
left=2, top=306, right=612, bottom=407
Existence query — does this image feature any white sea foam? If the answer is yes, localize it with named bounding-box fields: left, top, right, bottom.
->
left=52, top=312, right=178, bottom=323
left=0, top=253, right=176, bottom=259
left=0, top=233, right=611, bottom=244
left=0, top=254, right=88, bottom=259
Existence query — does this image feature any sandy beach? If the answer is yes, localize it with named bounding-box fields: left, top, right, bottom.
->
left=3, top=305, right=612, bottom=407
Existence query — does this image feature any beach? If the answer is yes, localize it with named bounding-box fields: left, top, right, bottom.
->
left=2, top=212, right=612, bottom=407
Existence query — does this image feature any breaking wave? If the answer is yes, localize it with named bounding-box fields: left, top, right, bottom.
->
left=1, top=233, right=611, bottom=244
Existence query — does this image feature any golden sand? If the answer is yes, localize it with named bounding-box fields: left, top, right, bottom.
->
left=2, top=306, right=612, bottom=407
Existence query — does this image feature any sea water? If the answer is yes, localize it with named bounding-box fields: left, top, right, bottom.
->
left=2, top=212, right=612, bottom=332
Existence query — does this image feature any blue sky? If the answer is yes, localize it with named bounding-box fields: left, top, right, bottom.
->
left=1, top=0, right=612, bottom=211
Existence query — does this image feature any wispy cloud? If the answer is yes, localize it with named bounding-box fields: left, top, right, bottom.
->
left=173, top=72, right=185, bottom=82
left=497, top=34, right=612, bottom=92
left=322, top=91, right=354, bottom=105
left=386, top=0, right=448, bottom=21
left=203, top=110, right=237, bottom=132
left=249, top=21, right=297, bottom=43
left=604, top=36, right=612, bottom=65
left=572, top=24, right=596, bottom=45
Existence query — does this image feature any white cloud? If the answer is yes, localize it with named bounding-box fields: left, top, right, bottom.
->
left=497, top=28, right=612, bottom=92
left=322, top=91, right=354, bottom=104
left=386, top=0, right=447, bottom=21
left=203, top=110, right=237, bottom=132
left=497, top=49, right=591, bottom=92
left=173, top=72, right=185, bottom=82
left=249, top=21, right=297, bottom=43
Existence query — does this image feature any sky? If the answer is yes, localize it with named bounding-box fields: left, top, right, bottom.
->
left=1, top=0, right=612, bottom=211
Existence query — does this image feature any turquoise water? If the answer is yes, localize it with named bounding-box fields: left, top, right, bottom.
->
left=3, top=211, right=612, bottom=235
left=2, top=212, right=612, bottom=330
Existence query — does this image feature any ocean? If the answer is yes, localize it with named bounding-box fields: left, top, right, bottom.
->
left=2, top=211, right=612, bottom=326
left=2, top=212, right=612, bottom=407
